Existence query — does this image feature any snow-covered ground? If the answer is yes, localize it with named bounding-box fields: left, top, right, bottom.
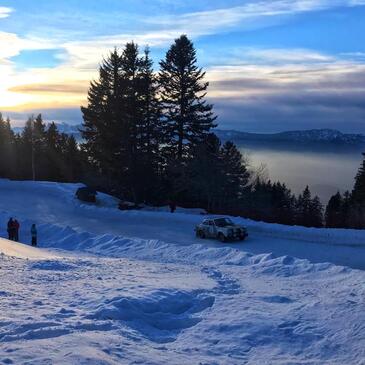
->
left=0, top=179, right=364, bottom=364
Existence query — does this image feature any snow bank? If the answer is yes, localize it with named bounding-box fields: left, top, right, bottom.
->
left=4, top=218, right=348, bottom=279
left=0, top=237, right=58, bottom=260
left=240, top=217, right=365, bottom=246
left=0, top=178, right=365, bottom=270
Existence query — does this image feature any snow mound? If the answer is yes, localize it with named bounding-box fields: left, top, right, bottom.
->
left=0, top=237, right=58, bottom=260
left=17, top=220, right=349, bottom=279
left=87, top=289, right=214, bottom=343
left=28, top=260, right=77, bottom=271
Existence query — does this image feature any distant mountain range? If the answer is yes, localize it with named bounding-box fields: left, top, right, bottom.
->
left=215, top=129, right=365, bottom=145
left=11, top=123, right=365, bottom=146
left=13, top=123, right=83, bottom=142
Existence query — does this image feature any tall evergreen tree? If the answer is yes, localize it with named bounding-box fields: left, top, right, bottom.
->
left=352, top=153, right=365, bottom=204
left=325, top=192, right=343, bottom=228
left=159, top=35, right=217, bottom=162
left=310, top=195, right=324, bottom=228
left=247, top=180, right=274, bottom=222
left=45, top=122, right=62, bottom=180
left=135, top=48, right=162, bottom=201
left=64, top=135, right=82, bottom=182
left=271, top=182, right=296, bottom=225
left=0, top=114, right=16, bottom=178
left=296, top=186, right=323, bottom=227
left=187, top=133, right=223, bottom=211
left=296, top=186, right=313, bottom=227
left=220, top=141, right=250, bottom=208
left=32, top=114, right=47, bottom=180
left=341, top=191, right=352, bottom=228
left=81, top=43, right=162, bottom=202
left=349, top=153, right=365, bottom=228
left=81, top=48, right=123, bottom=189
left=19, top=117, right=36, bottom=179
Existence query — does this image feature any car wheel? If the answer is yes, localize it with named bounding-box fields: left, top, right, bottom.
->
left=218, top=233, right=226, bottom=242
left=197, top=230, right=205, bottom=239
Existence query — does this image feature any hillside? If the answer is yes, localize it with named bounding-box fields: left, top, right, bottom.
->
left=0, top=179, right=364, bottom=364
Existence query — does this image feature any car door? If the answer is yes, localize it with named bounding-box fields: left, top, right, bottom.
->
left=208, top=220, right=216, bottom=237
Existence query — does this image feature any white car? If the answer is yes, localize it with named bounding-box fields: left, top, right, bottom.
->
left=195, top=217, right=248, bottom=242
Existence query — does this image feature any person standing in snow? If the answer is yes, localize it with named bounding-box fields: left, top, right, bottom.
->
left=31, top=224, right=37, bottom=247
left=7, top=218, right=15, bottom=240
left=14, top=219, right=20, bottom=242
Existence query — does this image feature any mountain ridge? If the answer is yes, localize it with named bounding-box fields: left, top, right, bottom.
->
left=11, top=123, right=365, bottom=145
left=215, top=128, right=365, bottom=145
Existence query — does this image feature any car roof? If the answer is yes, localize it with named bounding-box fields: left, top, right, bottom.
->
left=203, top=217, right=230, bottom=222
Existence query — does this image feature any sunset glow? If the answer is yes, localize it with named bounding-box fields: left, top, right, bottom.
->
left=1, top=0, right=365, bottom=131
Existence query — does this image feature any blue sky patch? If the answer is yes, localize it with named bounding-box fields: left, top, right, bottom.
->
left=11, top=49, right=66, bottom=70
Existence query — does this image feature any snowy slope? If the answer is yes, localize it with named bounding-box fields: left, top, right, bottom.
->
left=0, top=237, right=57, bottom=259
left=0, top=179, right=364, bottom=269
left=0, top=179, right=364, bottom=364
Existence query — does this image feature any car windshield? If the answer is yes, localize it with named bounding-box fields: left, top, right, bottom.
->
left=214, top=218, right=234, bottom=227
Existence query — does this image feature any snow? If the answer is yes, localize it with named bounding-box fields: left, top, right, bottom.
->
left=0, top=179, right=364, bottom=364
left=0, top=238, right=57, bottom=260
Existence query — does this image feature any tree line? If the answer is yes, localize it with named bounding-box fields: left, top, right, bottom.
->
left=325, top=153, right=365, bottom=228
left=2, top=34, right=365, bottom=229
left=0, top=114, right=84, bottom=182
left=79, top=34, right=325, bottom=227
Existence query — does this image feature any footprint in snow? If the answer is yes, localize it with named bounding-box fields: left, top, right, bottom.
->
left=201, top=267, right=240, bottom=295
left=85, top=289, right=215, bottom=343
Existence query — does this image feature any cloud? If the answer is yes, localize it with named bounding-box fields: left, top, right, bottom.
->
left=144, top=0, right=365, bottom=36
left=206, top=51, right=365, bottom=132
left=9, top=83, right=88, bottom=94
left=0, top=7, right=12, bottom=19
left=2, top=1, right=365, bottom=131
left=238, top=48, right=334, bottom=64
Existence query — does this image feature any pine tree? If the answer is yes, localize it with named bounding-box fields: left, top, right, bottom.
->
left=220, top=141, right=250, bottom=210
left=159, top=35, right=217, bottom=162
left=248, top=180, right=274, bottom=222
left=310, top=195, right=323, bottom=228
left=33, top=114, right=47, bottom=180
left=64, top=135, right=82, bottom=182
left=271, top=182, right=296, bottom=225
left=349, top=153, right=365, bottom=228
left=352, top=153, right=365, bottom=204
left=341, top=191, right=352, bottom=228
left=20, top=117, right=35, bottom=179
left=81, top=43, right=162, bottom=202
left=296, top=186, right=323, bottom=227
left=296, top=186, right=313, bottom=227
left=187, top=133, right=223, bottom=211
left=81, top=48, right=123, bottom=189
left=45, top=122, right=62, bottom=180
left=119, top=42, right=162, bottom=202
left=0, top=114, right=16, bottom=178
left=135, top=48, right=162, bottom=202
left=325, top=192, right=343, bottom=228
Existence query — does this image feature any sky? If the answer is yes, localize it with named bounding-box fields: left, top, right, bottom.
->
left=1, top=0, right=365, bottom=133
